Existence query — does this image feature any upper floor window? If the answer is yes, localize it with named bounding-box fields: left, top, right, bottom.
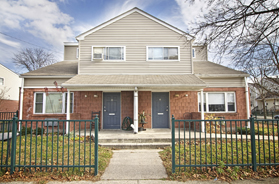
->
left=0, top=78, right=3, bottom=85
left=92, top=46, right=125, bottom=61
left=198, top=92, right=236, bottom=112
left=34, top=92, right=74, bottom=114
left=147, top=46, right=179, bottom=61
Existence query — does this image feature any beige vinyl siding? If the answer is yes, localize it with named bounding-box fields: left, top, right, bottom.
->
left=64, top=46, right=78, bottom=61
left=201, top=78, right=245, bottom=87
left=24, top=78, right=71, bottom=87
left=193, top=46, right=207, bottom=61
left=79, top=12, right=192, bottom=74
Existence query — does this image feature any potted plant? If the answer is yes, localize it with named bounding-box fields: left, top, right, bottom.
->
left=138, top=110, right=147, bottom=123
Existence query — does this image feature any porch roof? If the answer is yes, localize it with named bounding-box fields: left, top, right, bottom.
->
left=62, top=74, right=207, bottom=88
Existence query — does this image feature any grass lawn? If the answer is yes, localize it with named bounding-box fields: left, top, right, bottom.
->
left=160, top=139, right=279, bottom=182
left=0, top=133, right=113, bottom=183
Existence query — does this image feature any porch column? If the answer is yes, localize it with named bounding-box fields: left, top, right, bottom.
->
left=245, top=77, right=251, bottom=128
left=66, top=89, right=70, bottom=134
left=19, top=78, right=24, bottom=131
left=200, top=89, right=205, bottom=132
left=133, top=87, right=138, bottom=134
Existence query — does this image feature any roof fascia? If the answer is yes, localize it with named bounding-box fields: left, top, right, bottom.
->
left=62, top=83, right=207, bottom=88
left=197, top=74, right=250, bottom=78
left=76, top=8, right=194, bottom=41
left=20, top=75, right=75, bottom=78
left=64, top=42, right=78, bottom=46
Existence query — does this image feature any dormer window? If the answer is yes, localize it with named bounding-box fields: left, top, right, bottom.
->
left=147, top=46, right=179, bottom=61
left=92, top=46, right=126, bottom=61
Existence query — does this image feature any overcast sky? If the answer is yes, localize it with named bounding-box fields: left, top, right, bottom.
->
left=0, top=0, right=208, bottom=74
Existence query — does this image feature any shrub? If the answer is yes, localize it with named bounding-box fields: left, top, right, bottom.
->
left=20, top=126, right=45, bottom=135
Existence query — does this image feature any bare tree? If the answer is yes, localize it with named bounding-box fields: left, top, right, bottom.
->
left=188, top=0, right=279, bottom=95
left=13, top=48, right=56, bottom=71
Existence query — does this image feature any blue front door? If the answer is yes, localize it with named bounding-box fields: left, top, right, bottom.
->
left=103, top=93, right=121, bottom=129
left=152, top=92, right=169, bottom=128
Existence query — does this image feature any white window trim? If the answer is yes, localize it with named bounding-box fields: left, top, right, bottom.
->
left=146, top=46, right=180, bottom=61
left=192, top=48, right=196, bottom=58
left=91, top=46, right=126, bottom=62
left=33, top=92, right=74, bottom=114
left=198, top=92, right=236, bottom=113
left=76, top=48, right=79, bottom=59
left=0, top=77, right=4, bottom=85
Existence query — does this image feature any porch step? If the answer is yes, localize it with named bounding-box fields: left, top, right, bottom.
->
left=98, top=138, right=171, bottom=143
left=99, top=142, right=171, bottom=149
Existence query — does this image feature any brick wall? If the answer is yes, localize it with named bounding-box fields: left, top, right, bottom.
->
left=0, top=99, right=18, bottom=112
left=121, top=91, right=134, bottom=120
left=71, top=91, right=102, bottom=130
left=138, top=91, right=152, bottom=128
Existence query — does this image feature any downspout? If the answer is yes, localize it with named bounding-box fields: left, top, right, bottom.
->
left=131, top=87, right=138, bottom=134
left=19, top=78, right=24, bottom=130
left=200, top=89, right=205, bottom=132
left=245, top=77, right=250, bottom=128
left=66, top=89, right=70, bottom=134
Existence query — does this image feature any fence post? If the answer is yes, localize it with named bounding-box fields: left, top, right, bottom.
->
left=250, top=115, right=257, bottom=171
left=172, top=115, right=175, bottom=173
left=10, top=115, right=18, bottom=174
left=94, top=115, right=99, bottom=176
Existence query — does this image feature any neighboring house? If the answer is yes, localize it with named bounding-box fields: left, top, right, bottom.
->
left=0, top=64, right=22, bottom=112
left=19, top=7, right=250, bottom=133
left=249, top=78, right=279, bottom=113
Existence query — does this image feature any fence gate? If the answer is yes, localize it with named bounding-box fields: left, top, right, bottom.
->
left=171, top=115, right=279, bottom=173
left=0, top=116, right=99, bottom=175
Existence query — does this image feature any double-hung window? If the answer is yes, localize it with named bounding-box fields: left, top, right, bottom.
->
left=147, top=46, right=179, bottom=61
left=34, top=92, right=74, bottom=114
left=92, top=46, right=125, bottom=61
left=198, top=92, right=236, bottom=112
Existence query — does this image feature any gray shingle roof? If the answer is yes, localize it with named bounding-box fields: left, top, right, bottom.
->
left=193, top=61, right=249, bottom=76
left=21, top=61, right=78, bottom=76
left=62, top=74, right=206, bottom=87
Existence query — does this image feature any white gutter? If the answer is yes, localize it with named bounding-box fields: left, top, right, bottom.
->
left=130, top=87, right=138, bottom=134
left=20, top=75, right=75, bottom=78
left=62, top=84, right=207, bottom=87
left=245, top=77, right=251, bottom=128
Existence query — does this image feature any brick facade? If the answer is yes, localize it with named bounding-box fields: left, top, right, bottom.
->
left=138, top=91, right=152, bottom=128
left=0, top=99, right=18, bottom=112
left=21, top=87, right=248, bottom=130
left=121, top=91, right=134, bottom=121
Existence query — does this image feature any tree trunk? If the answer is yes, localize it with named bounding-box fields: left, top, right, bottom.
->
left=262, top=100, right=267, bottom=119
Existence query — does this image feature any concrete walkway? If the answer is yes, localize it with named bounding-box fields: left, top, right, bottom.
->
left=101, top=149, right=167, bottom=180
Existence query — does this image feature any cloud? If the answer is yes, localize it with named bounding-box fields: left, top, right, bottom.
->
left=0, top=0, right=75, bottom=48
left=175, top=0, right=209, bottom=31
left=0, top=34, right=21, bottom=48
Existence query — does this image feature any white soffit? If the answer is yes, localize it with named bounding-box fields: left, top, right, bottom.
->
left=76, top=8, right=194, bottom=41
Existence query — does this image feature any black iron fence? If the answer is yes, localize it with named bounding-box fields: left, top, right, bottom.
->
left=0, top=117, right=99, bottom=175
left=172, top=116, right=279, bottom=173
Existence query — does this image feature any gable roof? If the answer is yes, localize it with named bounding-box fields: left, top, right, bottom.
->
left=76, top=7, right=194, bottom=41
left=20, top=61, right=78, bottom=77
left=194, top=61, right=249, bottom=77
left=0, top=63, right=19, bottom=77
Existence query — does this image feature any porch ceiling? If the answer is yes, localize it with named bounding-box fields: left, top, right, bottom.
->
left=61, top=74, right=207, bottom=90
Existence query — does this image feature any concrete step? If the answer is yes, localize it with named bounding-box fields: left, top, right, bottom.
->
left=99, top=142, right=171, bottom=149
left=98, top=138, right=171, bottom=143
